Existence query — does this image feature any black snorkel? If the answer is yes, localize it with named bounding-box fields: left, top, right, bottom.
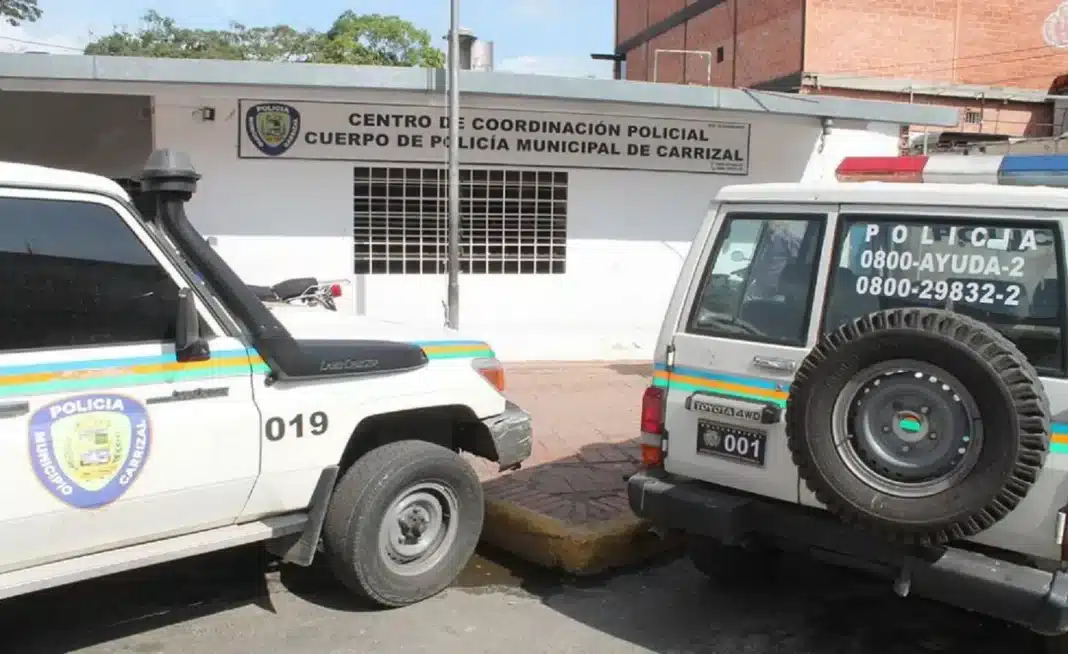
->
left=138, top=149, right=427, bottom=381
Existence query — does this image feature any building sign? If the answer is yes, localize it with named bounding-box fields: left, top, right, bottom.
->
left=1045, top=1, right=1068, bottom=48
left=238, top=99, right=751, bottom=175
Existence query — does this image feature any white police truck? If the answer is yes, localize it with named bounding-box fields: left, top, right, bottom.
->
left=629, top=153, right=1068, bottom=650
left=0, top=150, right=532, bottom=608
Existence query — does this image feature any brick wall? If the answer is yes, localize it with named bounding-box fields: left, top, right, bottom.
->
left=615, top=0, right=804, bottom=87
left=735, top=0, right=804, bottom=87
left=685, top=1, right=734, bottom=86
left=648, top=0, right=688, bottom=83
left=805, top=0, right=1068, bottom=92
left=617, top=0, right=649, bottom=43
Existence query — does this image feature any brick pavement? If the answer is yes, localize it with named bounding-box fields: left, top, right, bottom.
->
left=470, top=361, right=669, bottom=572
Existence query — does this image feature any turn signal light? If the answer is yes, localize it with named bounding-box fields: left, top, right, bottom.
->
left=640, top=443, right=664, bottom=467
left=472, top=358, right=506, bottom=393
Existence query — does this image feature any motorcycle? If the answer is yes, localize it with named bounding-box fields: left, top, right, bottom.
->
left=248, top=277, right=350, bottom=312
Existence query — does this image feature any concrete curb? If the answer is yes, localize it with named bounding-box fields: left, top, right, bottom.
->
left=481, top=496, right=681, bottom=575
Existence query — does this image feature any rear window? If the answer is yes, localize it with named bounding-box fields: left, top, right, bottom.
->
left=827, top=215, right=1065, bottom=375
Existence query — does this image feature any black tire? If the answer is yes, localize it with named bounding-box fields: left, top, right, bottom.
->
left=1044, top=634, right=1068, bottom=654
left=786, top=308, right=1050, bottom=545
left=687, top=538, right=779, bottom=586
left=322, top=440, right=484, bottom=607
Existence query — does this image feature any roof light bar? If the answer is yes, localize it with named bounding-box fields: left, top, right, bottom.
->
left=834, top=153, right=1068, bottom=187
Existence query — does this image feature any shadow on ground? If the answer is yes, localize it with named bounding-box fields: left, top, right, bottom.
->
left=520, top=550, right=1041, bottom=654
left=0, top=538, right=1047, bottom=654
left=604, top=362, right=653, bottom=378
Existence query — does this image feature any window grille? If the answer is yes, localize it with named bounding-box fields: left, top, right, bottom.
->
left=353, top=166, right=567, bottom=274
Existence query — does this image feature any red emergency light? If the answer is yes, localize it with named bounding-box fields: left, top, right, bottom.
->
left=835, top=156, right=928, bottom=183
left=835, top=153, right=1068, bottom=186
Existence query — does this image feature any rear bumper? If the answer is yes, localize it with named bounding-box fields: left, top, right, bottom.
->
left=628, top=470, right=1068, bottom=636
left=481, top=400, right=533, bottom=471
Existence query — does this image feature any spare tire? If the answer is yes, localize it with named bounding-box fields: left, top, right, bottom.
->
left=786, top=307, right=1050, bottom=545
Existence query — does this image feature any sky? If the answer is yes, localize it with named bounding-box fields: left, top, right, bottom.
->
left=0, top=0, right=616, bottom=78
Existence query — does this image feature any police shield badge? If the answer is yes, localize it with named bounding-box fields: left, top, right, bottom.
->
left=246, top=102, right=301, bottom=156
left=29, top=393, right=151, bottom=509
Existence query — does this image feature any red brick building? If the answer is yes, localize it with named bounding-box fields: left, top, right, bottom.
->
left=611, top=0, right=1068, bottom=147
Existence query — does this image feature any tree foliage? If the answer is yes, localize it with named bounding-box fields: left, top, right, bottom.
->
left=83, top=10, right=444, bottom=67
left=1, top=0, right=41, bottom=27
left=311, top=12, right=444, bottom=67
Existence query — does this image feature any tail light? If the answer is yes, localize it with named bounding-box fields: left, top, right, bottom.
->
left=640, top=386, right=666, bottom=467
left=472, top=358, right=506, bottom=393
left=329, top=283, right=343, bottom=297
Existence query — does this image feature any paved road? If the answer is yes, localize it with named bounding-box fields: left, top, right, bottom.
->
left=0, top=546, right=1041, bottom=654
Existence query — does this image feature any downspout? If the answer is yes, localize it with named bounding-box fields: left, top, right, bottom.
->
left=951, top=0, right=962, bottom=83
left=731, top=0, right=739, bottom=86
left=799, top=0, right=807, bottom=86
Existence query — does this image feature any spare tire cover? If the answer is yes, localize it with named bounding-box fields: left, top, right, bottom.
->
left=785, top=307, right=1050, bottom=545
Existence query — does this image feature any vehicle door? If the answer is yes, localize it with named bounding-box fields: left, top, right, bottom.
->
left=0, top=189, right=261, bottom=575
left=661, top=203, right=837, bottom=503
left=799, top=205, right=1068, bottom=560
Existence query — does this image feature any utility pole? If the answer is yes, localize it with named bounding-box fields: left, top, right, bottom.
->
left=445, top=0, right=461, bottom=329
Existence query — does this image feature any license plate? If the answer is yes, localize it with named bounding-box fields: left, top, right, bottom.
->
left=696, top=420, right=766, bottom=467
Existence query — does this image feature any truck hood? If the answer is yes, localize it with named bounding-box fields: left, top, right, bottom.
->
left=265, top=303, right=471, bottom=345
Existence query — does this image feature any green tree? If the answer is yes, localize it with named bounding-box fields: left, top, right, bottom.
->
left=2, top=0, right=41, bottom=26
left=84, top=11, right=318, bottom=61
left=310, top=12, right=444, bottom=67
left=83, top=10, right=445, bottom=68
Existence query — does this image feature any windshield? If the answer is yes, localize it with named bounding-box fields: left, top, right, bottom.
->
left=828, top=215, right=1064, bottom=374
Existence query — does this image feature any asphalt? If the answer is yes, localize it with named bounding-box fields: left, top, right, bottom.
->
left=0, top=544, right=1047, bottom=654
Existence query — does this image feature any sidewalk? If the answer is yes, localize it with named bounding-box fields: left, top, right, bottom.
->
left=471, top=362, right=678, bottom=575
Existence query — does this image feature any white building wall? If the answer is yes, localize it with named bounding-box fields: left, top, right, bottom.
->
left=151, top=87, right=901, bottom=361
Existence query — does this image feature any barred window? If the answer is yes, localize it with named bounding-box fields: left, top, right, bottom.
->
left=353, top=166, right=568, bottom=274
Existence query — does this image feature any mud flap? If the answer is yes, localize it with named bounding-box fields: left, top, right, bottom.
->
left=265, top=465, right=339, bottom=567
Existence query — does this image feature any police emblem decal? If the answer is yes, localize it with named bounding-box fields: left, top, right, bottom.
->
left=245, top=102, right=301, bottom=156
left=29, top=393, right=151, bottom=509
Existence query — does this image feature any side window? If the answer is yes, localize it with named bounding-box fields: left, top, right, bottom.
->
left=828, top=215, right=1065, bottom=376
left=687, top=213, right=826, bottom=345
left=0, top=197, right=197, bottom=353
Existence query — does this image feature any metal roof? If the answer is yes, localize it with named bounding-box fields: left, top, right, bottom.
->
left=0, top=53, right=960, bottom=126
left=717, top=181, right=1068, bottom=211
left=803, top=73, right=1053, bottom=104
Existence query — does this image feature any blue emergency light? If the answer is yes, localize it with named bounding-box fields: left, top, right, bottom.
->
left=835, top=153, right=1068, bottom=187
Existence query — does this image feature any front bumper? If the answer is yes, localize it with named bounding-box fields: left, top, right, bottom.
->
left=628, top=470, right=1068, bottom=636
left=481, top=400, right=533, bottom=471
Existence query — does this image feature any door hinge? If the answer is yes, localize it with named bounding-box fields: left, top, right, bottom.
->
left=665, top=343, right=676, bottom=369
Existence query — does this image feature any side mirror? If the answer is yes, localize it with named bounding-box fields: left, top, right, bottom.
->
left=175, top=288, right=210, bottom=363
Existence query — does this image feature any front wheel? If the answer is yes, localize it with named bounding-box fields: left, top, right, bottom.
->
left=322, top=440, right=484, bottom=607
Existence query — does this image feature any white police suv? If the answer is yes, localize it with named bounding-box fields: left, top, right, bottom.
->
left=629, top=153, right=1068, bottom=650
left=0, top=150, right=532, bottom=609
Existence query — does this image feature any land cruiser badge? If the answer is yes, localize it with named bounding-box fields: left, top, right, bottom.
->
left=29, top=394, right=151, bottom=509
left=246, top=102, right=301, bottom=156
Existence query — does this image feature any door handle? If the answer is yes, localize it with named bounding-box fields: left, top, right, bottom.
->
left=0, top=401, right=29, bottom=418
left=752, top=356, right=796, bottom=373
